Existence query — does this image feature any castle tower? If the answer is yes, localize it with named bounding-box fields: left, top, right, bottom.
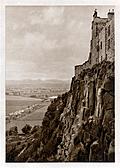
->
left=90, top=9, right=108, bottom=66
left=105, top=9, right=115, bottom=62
left=89, top=9, right=115, bottom=66
left=75, top=10, right=115, bottom=79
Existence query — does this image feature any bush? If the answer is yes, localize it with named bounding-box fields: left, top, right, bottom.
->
left=9, top=126, right=18, bottom=136
left=22, top=124, right=32, bottom=134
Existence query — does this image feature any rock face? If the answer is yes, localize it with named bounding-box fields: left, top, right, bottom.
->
left=38, top=61, right=114, bottom=162
left=6, top=61, right=115, bottom=162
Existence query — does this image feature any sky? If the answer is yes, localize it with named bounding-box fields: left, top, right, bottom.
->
left=6, top=6, right=114, bottom=81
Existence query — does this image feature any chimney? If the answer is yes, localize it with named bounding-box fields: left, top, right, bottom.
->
left=93, top=9, right=97, bottom=19
left=108, top=9, right=114, bottom=19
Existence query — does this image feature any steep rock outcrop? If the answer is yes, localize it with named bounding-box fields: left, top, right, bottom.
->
left=6, top=61, right=115, bottom=162
left=38, top=61, right=114, bottom=162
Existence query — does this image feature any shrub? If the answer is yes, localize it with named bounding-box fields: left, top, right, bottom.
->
left=22, top=124, right=32, bottom=134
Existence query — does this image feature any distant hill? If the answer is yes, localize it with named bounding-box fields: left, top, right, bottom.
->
left=6, top=79, right=70, bottom=89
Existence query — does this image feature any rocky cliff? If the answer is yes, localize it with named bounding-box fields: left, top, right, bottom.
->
left=6, top=60, right=115, bottom=162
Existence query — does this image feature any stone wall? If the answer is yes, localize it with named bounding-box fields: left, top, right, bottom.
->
left=75, top=60, right=90, bottom=78
left=98, top=26, right=106, bottom=62
left=98, top=16, right=114, bottom=63
left=90, top=17, right=108, bottom=66
left=105, top=18, right=115, bottom=62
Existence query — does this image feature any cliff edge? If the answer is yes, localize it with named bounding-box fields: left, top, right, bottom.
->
left=6, top=60, right=115, bottom=162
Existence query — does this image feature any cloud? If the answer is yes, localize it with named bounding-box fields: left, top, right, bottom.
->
left=30, top=7, right=65, bottom=26
left=57, top=20, right=84, bottom=48
left=6, top=31, right=59, bottom=65
left=24, top=32, right=58, bottom=50
left=6, top=6, right=113, bottom=80
left=6, top=6, right=89, bottom=80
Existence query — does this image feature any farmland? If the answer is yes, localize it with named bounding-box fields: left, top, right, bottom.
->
left=6, top=95, right=50, bottom=133
left=6, top=81, right=69, bottom=133
left=6, top=104, right=49, bottom=133
left=6, top=95, right=43, bottom=114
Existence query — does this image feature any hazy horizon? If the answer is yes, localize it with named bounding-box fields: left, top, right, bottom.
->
left=6, top=6, right=114, bottom=81
left=6, top=78, right=70, bottom=81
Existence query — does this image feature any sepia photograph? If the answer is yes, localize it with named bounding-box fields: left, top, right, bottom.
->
left=5, top=5, right=115, bottom=163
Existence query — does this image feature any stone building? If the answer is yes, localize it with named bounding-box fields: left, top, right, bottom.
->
left=75, top=9, right=115, bottom=78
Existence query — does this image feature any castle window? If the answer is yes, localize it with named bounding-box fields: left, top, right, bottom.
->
left=108, top=39, right=110, bottom=49
left=108, top=25, right=110, bottom=36
left=105, top=28, right=107, bottom=38
left=101, top=56, right=102, bottom=62
left=96, top=25, right=98, bottom=37
left=100, top=41, right=102, bottom=49
left=97, top=45, right=99, bottom=52
left=106, top=54, right=107, bottom=60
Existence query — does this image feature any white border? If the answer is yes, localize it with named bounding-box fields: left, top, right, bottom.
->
left=0, top=0, right=120, bottom=167
left=0, top=0, right=117, bottom=6
left=0, top=2, right=5, bottom=166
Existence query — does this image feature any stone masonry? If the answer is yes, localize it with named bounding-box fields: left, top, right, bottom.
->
left=75, top=9, right=115, bottom=78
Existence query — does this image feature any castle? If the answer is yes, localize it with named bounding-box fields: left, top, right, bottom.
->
left=75, top=9, right=115, bottom=78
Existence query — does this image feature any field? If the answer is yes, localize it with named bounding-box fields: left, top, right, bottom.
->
left=6, top=105, right=49, bottom=133
left=6, top=95, right=50, bottom=133
left=6, top=95, right=43, bottom=114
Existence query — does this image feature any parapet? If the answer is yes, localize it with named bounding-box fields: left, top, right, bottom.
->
left=75, top=60, right=90, bottom=79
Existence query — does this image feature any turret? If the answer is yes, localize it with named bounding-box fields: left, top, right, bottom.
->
left=93, top=9, right=97, bottom=19
left=107, top=9, right=114, bottom=20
